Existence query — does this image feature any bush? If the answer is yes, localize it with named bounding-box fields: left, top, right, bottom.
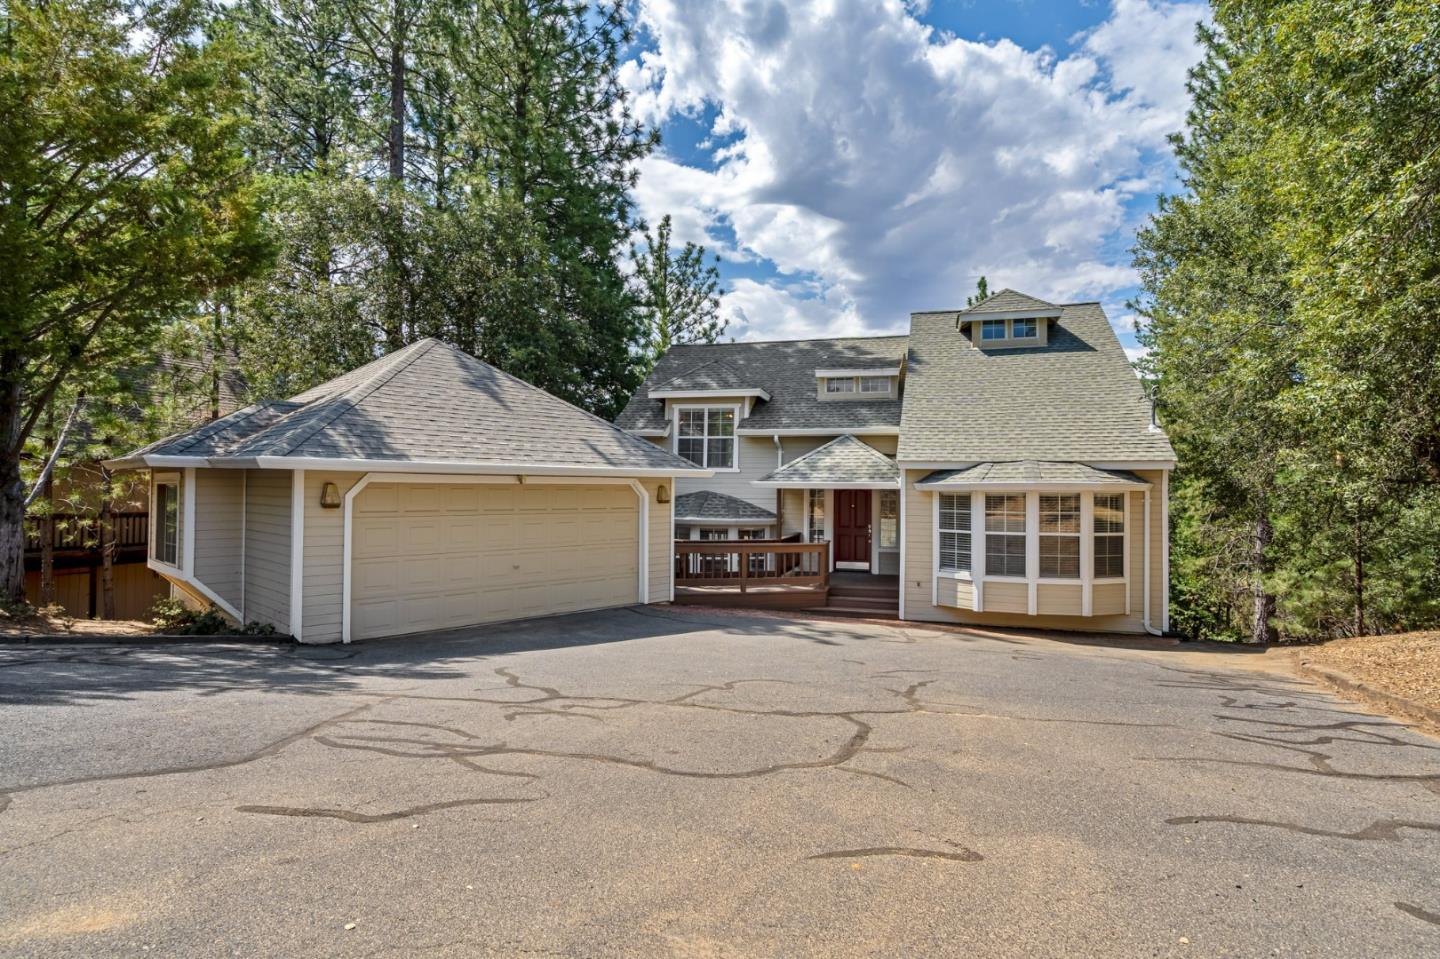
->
left=146, top=597, right=282, bottom=637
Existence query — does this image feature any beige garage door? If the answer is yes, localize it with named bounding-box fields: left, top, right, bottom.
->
left=350, top=482, right=640, bottom=640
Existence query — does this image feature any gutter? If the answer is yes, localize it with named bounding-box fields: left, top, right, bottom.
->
left=107, top=454, right=712, bottom=479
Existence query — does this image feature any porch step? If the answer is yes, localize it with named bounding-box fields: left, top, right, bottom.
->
left=804, top=604, right=898, bottom=620
left=824, top=593, right=898, bottom=611
left=828, top=583, right=900, bottom=600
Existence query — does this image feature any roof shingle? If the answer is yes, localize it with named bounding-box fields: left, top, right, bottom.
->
left=757, top=435, right=899, bottom=486
left=674, top=490, right=777, bottom=523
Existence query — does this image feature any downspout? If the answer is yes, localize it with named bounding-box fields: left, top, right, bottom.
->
left=1142, top=487, right=1163, bottom=636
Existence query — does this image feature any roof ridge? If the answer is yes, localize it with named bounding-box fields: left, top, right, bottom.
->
left=667, top=333, right=908, bottom=347
left=268, top=339, right=439, bottom=456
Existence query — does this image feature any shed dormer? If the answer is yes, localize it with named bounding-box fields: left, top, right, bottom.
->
left=956, top=289, right=1064, bottom=349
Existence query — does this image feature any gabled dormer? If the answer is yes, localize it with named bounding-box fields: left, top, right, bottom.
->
left=813, top=362, right=903, bottom=401
left=955, top=289, right=1064, bottom=349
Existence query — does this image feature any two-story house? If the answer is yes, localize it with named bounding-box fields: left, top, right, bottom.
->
left=616, top=290, right=1174, bottom=634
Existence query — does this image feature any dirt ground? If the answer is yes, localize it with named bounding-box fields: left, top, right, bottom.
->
left=0, top=606, right=153, bottom=638
left=1298, top=630, right=1440, bottom=715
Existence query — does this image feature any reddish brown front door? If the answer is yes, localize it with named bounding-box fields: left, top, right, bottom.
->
left=834, top=490, right=871, bottom=567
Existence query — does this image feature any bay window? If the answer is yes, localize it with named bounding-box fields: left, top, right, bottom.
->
left=939, top=493, right=971, bottom=572
left=1094, top=493, right=1126, bottom=578
left=676, top=407, right=735, bottom=469
left=984, top=494, right=1026, bottom=576
left=1038, top=494, right=1081, bottom=578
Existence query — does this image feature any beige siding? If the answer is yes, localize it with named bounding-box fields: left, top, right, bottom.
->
left=1037, top=583, right=1083, bottom=616
left=671, top=435, right=780, bottom=513
left=641, top=478, right=670, bottom=602
left=780, top=488, right=806, bottom=537
left=902, top=468, right=1167, bottom=634
left=243, top=469, right=291, bottom=633
left=192, top=469, right=245, bottom=610
left=935, top=576, right=974, bottom=609
left=302, top=471, right=364, bottom=643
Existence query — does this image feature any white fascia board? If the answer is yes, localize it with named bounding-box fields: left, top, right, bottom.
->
left=752, top=480, right=900, bottom=490
left=627, top=428, right=671, bottom=437
left=674, top=516, right=776, bottom=525
left=242, top=456, right=712, bottom=478
left=649, top=387, right=771, bottom=402
left=956, top=308, right=1063, bottom=323
left=912, top=480, right=1151, bottom=493
left=813, top=368, right=901, bottom=378
left=738, top=427, right=900, bottom=437
left=898, top=459, right=1176, bottom=472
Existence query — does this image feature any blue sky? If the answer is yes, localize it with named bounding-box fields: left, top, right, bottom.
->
left=619, top=0, right=1210, bottom=356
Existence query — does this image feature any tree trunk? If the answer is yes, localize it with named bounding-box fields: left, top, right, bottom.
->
left=0, top=355, right=26, bottom=605
left=1248, top=511, right=1276, bottom=644
left=38, top=406, right=55, bottom=606
left=99, top=465, right=116, bottom=620
left=1353, top=508, right=1366, bottom=637
left=383, top=0, right=408, bottom=352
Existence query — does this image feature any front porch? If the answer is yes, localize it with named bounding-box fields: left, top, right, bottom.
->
left=672, top=540, right=899, bottom=616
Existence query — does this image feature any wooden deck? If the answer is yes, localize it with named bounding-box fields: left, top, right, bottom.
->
left=673, top=540, right=829, bottom=608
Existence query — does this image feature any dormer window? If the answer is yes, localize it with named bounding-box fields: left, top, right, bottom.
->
left=825, top=377, right=856, bottom=394
left=981, top=320, right=1007, bottom=341
left=1012, top=318, right=1038, bottom=339
left=858, top=376, right=890, bottom=393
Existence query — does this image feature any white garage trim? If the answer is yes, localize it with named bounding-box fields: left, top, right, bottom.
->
left=340, top=472, right=650, bottom=643
left=290, top=468, right=305, bottom=641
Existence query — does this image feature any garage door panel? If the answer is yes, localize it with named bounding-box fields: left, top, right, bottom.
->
left=350, top=481, right=640, bottom=640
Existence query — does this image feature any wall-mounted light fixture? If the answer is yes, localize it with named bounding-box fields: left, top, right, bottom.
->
left=657, top=484, right=670, bottom=504
left=320, top=481, right=341, bottom=508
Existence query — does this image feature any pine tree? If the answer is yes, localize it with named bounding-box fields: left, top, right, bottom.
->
left=631, top=215, right=726, bottom=370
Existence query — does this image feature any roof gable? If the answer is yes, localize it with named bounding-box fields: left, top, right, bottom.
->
left=758, top=434, right=900, bottom=487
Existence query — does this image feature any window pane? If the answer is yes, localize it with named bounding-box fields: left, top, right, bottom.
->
left=940, top=531, right=971, bottom=572
left=678, top=438, right=703, bottom=465
left=985, top=494, right=1025, bottom=533
left=825, top=377, right=855, bottom=393
left=981, top=319, right=1006, bottom=340
left=706, top=437, right=734, bottom=469
left=939, top=493, right=971, bottom=531
left=1094, top=494, right=1125, bottom=533
left=1039, top=494, right=1080, bottom=534
left=156, top=482, right=179, bottom=565
left=1039, top=535, right=1080, bottom=578
left=878, top=489, right=898, bottom=549
left=707, top=408, right=734, bottom=436
left=678, top=409, right=704, bottom=436
left=985, top=534, right=1026, bottom=576
left=808, top=489, right=825, bottom=541
left=1012, top=318, right=1037, bottom=338
left=859, top=376, right=889, bottom=393
left=1095, top=535, right=1125, bottom=578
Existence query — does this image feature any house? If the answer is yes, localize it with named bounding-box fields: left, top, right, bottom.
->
left=615, top=290, right=1175, bottom=633
left=109, top=339, right=708, bottom=642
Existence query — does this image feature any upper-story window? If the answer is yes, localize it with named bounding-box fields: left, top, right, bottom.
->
left=858, top=376, right=890, bottom=393
left=981, top=319, right=1007, bottom=341
left=677, top=408, right=735, bottom=469
left=825, top=377, right=856, bottom=394
left=1011, top=318, right=1038, bottom=339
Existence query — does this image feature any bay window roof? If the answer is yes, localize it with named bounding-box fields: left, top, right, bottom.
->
left=914, top=461, right=1150, bottom=492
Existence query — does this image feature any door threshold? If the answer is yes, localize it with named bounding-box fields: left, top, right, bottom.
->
left=835, top=562, right=871, bottom=571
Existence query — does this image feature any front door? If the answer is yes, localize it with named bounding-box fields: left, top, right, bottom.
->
left=834, top=490, right=871, bottom=568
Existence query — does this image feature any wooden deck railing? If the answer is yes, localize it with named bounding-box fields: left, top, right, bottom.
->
left=25, top=512, right=149, bottom=553
left=674, top=540, right=829, bottom=593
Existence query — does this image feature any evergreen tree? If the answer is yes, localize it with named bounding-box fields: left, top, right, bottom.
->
left=966, top=276, right=990, bottom=307
left=631, top=214, right=725, bottom=370
left=0, top=0, right=268, bottom=602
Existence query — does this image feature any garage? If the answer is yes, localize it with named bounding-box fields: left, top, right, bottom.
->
left=349, top=480, right=642, bottom=641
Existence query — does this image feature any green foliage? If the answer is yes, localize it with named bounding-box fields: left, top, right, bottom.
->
left=631, top=214, right=726, bottom=371
left=0, top=0, right=270, bottom=600
left=1136, top=0, right=1440, bottom=642
left=966, top=276, right=991, bottom=307
left=147, top=597, right=281, bottom=636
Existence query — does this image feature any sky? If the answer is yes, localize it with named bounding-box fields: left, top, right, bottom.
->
left=618, top=0, right=1211, bottom=357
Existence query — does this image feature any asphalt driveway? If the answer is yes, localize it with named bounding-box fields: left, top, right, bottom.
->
left=1, top=608, right=1437, bottom=958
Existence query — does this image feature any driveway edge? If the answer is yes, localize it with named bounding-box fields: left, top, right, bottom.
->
left=0, top=634, right=296, bottom=647
left=1295, top=658, right=1440, bottom=729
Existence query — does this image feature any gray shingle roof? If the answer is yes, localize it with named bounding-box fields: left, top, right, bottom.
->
left=916, top=462, right=1149, bottom=488
left=616, top=336, right=908, bottom=434
left=898, top=302, right=1174, bottom=463
left=116, top=339, right=703, bottom=473
left=757, top=434, right=899, bottom=486
left=652, top=360, right=760, bottom=394
left=674, top=490, right=777, bottom=523
left=959, top=288, right=1061, bottom=316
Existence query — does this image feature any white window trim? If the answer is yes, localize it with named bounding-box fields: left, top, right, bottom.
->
left=981, top=492, right=1029, bottom=582
left=149, top=470, right=183, bottom=572
left=672, top=404, right=741, bottom=472
left=1037, top=493, right=1082, bottom=581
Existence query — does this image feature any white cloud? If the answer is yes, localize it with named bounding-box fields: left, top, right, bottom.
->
left=625, top=0, right=1207, bottom=340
